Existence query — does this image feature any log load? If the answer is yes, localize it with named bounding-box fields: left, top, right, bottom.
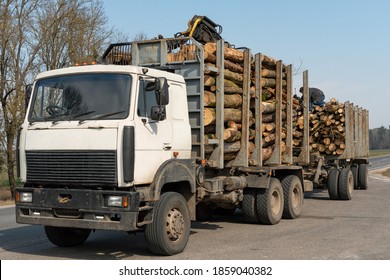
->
left=165, top=40, right=291, bottom=166
left=293, top=98, right=346, bottom=156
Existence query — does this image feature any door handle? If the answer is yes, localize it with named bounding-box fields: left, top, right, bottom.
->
left=163, top=143, right=172, bottom=150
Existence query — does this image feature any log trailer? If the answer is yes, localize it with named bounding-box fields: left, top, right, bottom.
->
left=15, top=16, right=369, bottom=255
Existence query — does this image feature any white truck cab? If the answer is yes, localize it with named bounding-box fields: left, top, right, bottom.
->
left=16, top=64, right=196, bottom=255
left=19, top=64, right=191, bottom=187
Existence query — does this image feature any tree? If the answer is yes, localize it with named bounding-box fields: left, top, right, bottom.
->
left=0, top=0, right=113, bottom=197
left=36, top=0, right=112, bottom=70
left=1, top=0, right=44, bottom=197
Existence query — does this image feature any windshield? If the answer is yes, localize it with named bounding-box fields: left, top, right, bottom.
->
left=28, top=73, right=131, bottom=122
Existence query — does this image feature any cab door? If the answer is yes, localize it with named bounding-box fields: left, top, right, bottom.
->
left=133, top=77, right=172, bottom=184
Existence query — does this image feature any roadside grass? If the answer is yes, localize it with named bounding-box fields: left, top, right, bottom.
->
left=381, top=168, right=390, bottom=178
left=370, top=149, right=390, bottom=157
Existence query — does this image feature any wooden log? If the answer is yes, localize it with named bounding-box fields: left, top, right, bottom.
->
left=204, top=91, right=243, bottom=108
left=263, top=122, right=276, bottom=132
left=204, top=42, right=245, bottom=63
left=204, top=75, right=215, bottom=86
left=261, top=68, right=286, bottom=79
left=261, top=102, right=276, bottom=114
left=262, top=146, right=273, bottom=161
left=261, top=78, right=287, bottom=87
left=204, top=50, right=244, bottom=73
left=205, top=63, right=244, bottom=84
left=204, top=108, right=252, bottom=126
left=262, top=111, right=286, bottom=123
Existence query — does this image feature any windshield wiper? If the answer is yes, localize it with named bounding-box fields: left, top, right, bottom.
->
left=73, top=110, right=96, bottom=119
left=94, top=110, right=126, bottom=119
left=77, top=111, right=97, bottom=124
left=78, top=110, right=125, bottom=124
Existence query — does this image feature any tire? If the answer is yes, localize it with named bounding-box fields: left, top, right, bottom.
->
left=144, top=192, right=190, bottom=255
left=338, top=168, right=353, bottom=200
left=358, top=163, right=368, bottom=190
left=351, top=165, right=359, bottom=189
left=327, top=168, right=339, bottom=200
left=281, top=175, right=304, bottom=219
left=256, top=178, right=284, bottom=225
left=44, top=226, right=91, bottom=247
left=242, top=188, right=259, bottom=224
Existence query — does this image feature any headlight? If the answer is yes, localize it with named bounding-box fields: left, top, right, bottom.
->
left=17, top=192, right=33, bottom=203
left=107, top=195, right=128, bottom=208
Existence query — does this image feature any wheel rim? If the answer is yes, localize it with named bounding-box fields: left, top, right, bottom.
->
left=165, top=208, right=185, bottom=242
left=271, top=190, right=281, bottom=215
left=348, top=173, right=354, bottom=194
left=291, top=186, right=301, bottom=210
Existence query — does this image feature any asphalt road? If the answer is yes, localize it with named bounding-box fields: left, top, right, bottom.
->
left=1, top=157, right=389, bottom=260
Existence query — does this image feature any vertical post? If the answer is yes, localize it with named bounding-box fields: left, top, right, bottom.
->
left=365, top=109, right=370, bottom=157
left=250, top=53, right=263, bottom=166
left=131, top=42, right=139, bottom=66
left=284, top=64, right=293, bottom=164
left=266, top=60, right=283, bottom=165
left=232, top=49, right=251, bottom=167
left=209, top=39, right=225, bottom=168
left=297, top=70, right=310, bottom=164
left=160, top=39, right=167, bottom=66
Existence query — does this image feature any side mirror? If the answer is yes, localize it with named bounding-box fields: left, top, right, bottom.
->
left=151, top=105, right=166, bottom=121
left=155, top=77, right=169, bottom=106
left=25, top=84, right=32, bottom=111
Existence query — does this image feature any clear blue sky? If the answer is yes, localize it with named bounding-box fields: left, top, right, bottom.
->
left=102, top=0, right=390, bottom=129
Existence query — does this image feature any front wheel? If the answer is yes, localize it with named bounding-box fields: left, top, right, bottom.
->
left=144, top=192, right=190, bottom=255
left=44, top=226, right=91, bottom=247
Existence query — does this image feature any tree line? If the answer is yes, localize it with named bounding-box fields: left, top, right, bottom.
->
left=370, top=126, right=390, bottom=150
left=0, top=0, right=130, bottom=196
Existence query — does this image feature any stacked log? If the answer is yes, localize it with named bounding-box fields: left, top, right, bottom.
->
left=167, top=41, right=293, bottom=165
left=309, top=98, right=346, bottom=155
left=202, top=43, right=290, bottom=164
left=292, top=97, right=346, bottom=156
left=201, top=43, right=255, bottom=163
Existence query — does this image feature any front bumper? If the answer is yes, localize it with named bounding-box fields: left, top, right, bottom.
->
left=15, top=187, right=141, bottom=231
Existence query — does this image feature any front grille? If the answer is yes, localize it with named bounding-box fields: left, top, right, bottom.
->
left=26, top=150, right=117, bottom=186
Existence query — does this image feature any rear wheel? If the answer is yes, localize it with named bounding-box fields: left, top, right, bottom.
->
left=144, top=192, right=190, bottom=255
left=256, top=178, right=284, bottom=225
left=358, top=163, right=369, bottom=190
left=351, top=165, right=359, bottom=189
left=44, top=226, right=91, bottom=247
left=327, top=168, right=339, bottom=200
left=338, top=168, right=353, bottom=200
left=281, top=175, right=303, bottom=219
left=242, top=188, right=259, bottom=224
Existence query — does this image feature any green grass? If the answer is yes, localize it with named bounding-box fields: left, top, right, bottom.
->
left=370, top=149, right=390, bottom=157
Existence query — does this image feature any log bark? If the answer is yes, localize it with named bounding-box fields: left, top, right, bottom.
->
left=204, top=42, right=245, bottom=63
left=204, top=108, right=252, bottom=126
left=204, top=75, right=215, bottom=86
left=204, top=91, right=243, bottom=109
left=204, top=51, right=244, bottom=73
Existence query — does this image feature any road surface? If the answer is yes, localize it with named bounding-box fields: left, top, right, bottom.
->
left=0, top=156, right=389, bottom=260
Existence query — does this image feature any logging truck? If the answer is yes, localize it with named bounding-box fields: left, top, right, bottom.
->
left=15, top=22, right=369, bottom=255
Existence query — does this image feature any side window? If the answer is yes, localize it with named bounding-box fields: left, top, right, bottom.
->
left=137, top=78, right=159, bottom=118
